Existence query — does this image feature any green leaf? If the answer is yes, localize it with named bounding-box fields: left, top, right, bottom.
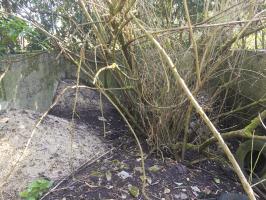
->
left=148, top=165, right=161, bottom=173
left=19, top=191, right=29, bottom=198
left=90, top=170, right=104, bottom=177
left=19, top=179, right=53, bottom=200
left=128, top=185, right=139, bottom=198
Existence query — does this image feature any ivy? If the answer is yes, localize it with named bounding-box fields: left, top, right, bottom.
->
left=19, top=179, right=53, bottom=200
left=0, top=15, right=48, bottom=54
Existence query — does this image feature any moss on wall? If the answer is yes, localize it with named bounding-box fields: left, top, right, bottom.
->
left=0, top=52, right=69, bottom=111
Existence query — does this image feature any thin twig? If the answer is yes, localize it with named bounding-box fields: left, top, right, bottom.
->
left=126, top=17, right=266, bottom=46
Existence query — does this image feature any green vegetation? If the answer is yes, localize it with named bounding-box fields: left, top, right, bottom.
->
left=0, top=16, right=28, bottom=54
left=0, top=15, right=49, bottom=54
left=128, top=185, right=140, bottom=198
left=19, top=179, right=53, bottom=200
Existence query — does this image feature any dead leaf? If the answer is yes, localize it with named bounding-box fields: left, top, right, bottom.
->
left=140, top=175, right=152, bottom=184
left=106, top=171, right=112, bottom=181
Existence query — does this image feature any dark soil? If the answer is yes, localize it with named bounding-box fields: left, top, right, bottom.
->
left=42, top=108, right=247, bottom=200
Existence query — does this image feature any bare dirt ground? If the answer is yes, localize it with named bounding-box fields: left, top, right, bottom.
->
left=0, top=79, right=250, bottom=200
left=45, top=102, right=247, bottom=200
left=42, top=146, right=246, bottom=199
left=0, top=109, right=107, bottom=200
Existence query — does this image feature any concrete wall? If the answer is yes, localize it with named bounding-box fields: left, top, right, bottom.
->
left=0, top=50, right=265, bottom=112
left=0, top=52, right=72, bottom=111
left=236, top=50, right=266, bottom=101
left=215, top=50, right=266, bottom=104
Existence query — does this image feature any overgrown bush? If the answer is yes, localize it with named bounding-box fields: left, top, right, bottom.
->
left=2, top=0, right=265, bottom=156
left=66, top=0, right=264, bottom=153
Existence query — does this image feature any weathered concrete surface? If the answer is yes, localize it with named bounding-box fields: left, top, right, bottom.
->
left=0, top=52, right=118, bottom=112
left=209, top=50, right=266, bottom=106
left=236, top=50, right=266, bottom=101
left=0, top=52, right=72, bottom=112
left=0, top=109, right=107, bottom=200
left=0, top=50, right=265, bottom=113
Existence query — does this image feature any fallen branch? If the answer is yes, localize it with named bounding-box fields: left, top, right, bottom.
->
left=126, top=17, right=266, bottom=46
left=215, top=98, right=266, bottom=119
left=199, top=129, right=266, bottom=151
left=199, top=110, right=266, bottom=150
left=245, top=110, right=266, bottom=135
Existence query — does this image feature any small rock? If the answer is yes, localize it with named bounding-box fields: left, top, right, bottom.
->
left=98, top=116, right=107, bottom=121
left=174, top=182, right=183, bottom=186
left=117, top=170, right=132, bottom=179
left=174, top=192, right=188, bottom=199
left=214, top=177, right=221, bottom=184
left=191, top=186, right=200, bottom=193
left=164, top=188, right=171, bottom=194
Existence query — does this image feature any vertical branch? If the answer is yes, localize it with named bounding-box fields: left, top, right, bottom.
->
left=255, top=32, right=258, bottom=49
left=183, top=0, right=201, bottom=86
left=70, top=46, right=84, bottom=173
left=78, top=0, right=107, bottom=45
left=181, top=105, right=193, bottom=160
left=204, top=0, right=210, bottom=20
left=181, top=0, right=203, bottom=159
left=262, top=30, right=265, bottom=49
left=248, top=0, right=256, bottom=19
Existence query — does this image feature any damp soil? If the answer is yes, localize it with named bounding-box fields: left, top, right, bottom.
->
left=41, top=108, right=247, bottom=200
